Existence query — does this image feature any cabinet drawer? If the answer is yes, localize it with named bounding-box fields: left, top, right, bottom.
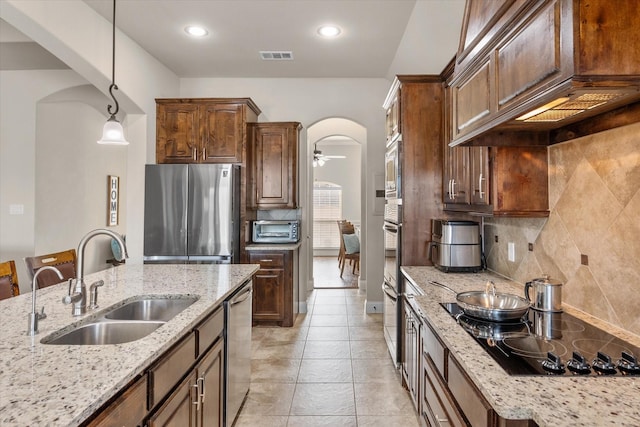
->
left=196, top=305, right=224, bottom=356
left=423, top=323, right=447, bottom=378
left=422, top=355, right=466, bottom=427
left=448, top=354, right=493, bottom=427
left=149, top=333, right=196, bottom=409
left=87, top=375, right=148, bottom=427
left=249, top=252, right=285, bottom=269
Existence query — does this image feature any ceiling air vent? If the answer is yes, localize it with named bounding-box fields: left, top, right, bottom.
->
left=260, top=51, right=294, bottom=60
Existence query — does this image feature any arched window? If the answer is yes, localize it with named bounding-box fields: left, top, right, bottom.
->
left=313, top=181, right=342, bottom=249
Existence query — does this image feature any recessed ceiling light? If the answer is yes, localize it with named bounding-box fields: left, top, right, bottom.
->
left=184, top=26, right=208, bottom=37
left=317, top=25, right=341, bottom=38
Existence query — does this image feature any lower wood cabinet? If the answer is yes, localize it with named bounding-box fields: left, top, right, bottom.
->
left=407, top=296, right=537, bottom=427
left=86, top=375, right=148, bottom=427
left=83, top=303, right=228, bottom=427
left=247, top=250, right=296, bottom=327
left=148, top=338, right=224, bottom=427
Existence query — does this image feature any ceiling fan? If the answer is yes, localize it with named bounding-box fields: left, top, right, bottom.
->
left=313, top=143, right=346, bottom=167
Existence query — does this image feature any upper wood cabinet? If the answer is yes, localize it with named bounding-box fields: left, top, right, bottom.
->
left=450, top=0, right=640, bottom=145
left=383, top=76, right=444, bottom=266
left=156, top=98, right=261, bottom=164
left=444, top=144, right=549, bottom=217
left=247, top=122, right=301, bottom=210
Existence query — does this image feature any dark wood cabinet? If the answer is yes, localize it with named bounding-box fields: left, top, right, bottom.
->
left=412, top=294, right=535, bottom=427
left=450, top=0, right=640, bottom=145
left=401, top=296, right=420, bottom=409
left=147, top=340, right=224, bottom=427
left=86, top=375, right=148, bottom=427
left=383, top=76, right=444, bottom=266
left=148, top=307, right=225, bottom=427
left=444, top=144, right=549, bottom=217
left=247, top=250, right=296, bottom=327
left=156, top=98, right=260, bottom=164
left=247, top=122, right=301, bottom=209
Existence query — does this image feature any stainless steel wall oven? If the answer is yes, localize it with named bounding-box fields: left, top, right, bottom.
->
left=382, top=135, right=403, bottom=367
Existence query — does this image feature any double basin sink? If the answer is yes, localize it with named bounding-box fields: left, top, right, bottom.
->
left=41, top=296, right=199, bottom=345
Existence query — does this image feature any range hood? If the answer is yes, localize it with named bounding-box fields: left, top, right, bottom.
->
left=449, top=0, right=640, bottom=145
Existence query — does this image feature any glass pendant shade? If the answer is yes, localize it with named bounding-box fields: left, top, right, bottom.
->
left=98, top=116, right=129, bottom=145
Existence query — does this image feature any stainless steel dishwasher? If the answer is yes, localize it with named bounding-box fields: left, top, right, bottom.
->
left=224, top=280, right=252, bottom=427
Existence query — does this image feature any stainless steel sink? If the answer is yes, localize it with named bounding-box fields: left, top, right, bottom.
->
left=41, top=321, right=165, bottom=345
left=105, top=297, right=199, bottom=321
left=41, top=295, right=199, bottom=345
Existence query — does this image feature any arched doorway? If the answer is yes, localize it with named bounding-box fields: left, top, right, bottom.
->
left=306, top=118, right=366, bottom=291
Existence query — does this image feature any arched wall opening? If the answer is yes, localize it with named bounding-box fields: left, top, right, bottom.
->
left=306, top=118, right=366, bottom=292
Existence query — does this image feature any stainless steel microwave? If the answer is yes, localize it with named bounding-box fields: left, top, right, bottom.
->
left=252, top=220, right=300, bottom=243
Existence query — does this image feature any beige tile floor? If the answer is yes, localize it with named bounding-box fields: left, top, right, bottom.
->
left=313, top=256, right=359, bottom=289
left=234, top=288, right=420, bottom=427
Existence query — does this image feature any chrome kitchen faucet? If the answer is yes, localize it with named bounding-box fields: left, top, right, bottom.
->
left=63, top=229, right=128, bottom=316
left=28, top=266, right=63, bottom=335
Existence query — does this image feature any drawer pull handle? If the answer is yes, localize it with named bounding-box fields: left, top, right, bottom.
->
left=260, top=259, right=273, bottom=262
left=192, top=382, right=201, bottom=411
left=198, top=375, right=206, bottom=403
left=436, top=415, right=450, bottom=425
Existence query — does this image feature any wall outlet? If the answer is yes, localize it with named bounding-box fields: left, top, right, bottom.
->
left=508, top=242, right=515, bottom=262
left=528, top=243, right=534, bottom=251
left=494, top=235, right=499, bottom=243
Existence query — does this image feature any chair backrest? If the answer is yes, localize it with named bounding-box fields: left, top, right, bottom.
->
left=0, top=260, right=19, bottom=300
left=24, top=249, right=77, bottom=289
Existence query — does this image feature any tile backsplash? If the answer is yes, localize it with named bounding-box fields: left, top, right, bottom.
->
left=484, top=121, right=640, bottom=336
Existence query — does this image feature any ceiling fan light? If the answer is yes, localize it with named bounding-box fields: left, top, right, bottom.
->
left=98, top=116, right=129, bottom=145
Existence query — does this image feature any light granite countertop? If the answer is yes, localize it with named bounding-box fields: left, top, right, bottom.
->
left=0, top=262, right=258, bottom=427
left=401, top=266, right=640, bottom=427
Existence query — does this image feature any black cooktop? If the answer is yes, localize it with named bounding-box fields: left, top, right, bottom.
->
left=441, top=303, right=640, bottom=376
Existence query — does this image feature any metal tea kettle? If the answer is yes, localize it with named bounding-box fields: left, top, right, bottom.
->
left=525, top=275, right=563, bottom=312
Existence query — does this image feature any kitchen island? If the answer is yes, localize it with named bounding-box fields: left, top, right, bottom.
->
left=402, top=266, right=640, bottom=427
left=0, top=262, right=258, bottom=426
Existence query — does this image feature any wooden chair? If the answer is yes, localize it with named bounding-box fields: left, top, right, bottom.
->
left=337, top=220, right=360, bottom=278
left=24, top=249, right=77, bottom=289
left=336, top=220, right=354, bottom=270
left=0, top=260, right=20, bottom=300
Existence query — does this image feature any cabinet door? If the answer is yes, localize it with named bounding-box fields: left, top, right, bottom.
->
left=451, top=58, right=492, bottom=141
left=252, top=125, right=297, bottom=209
left=147, top=372, right=197, bottom=427
left=196, top=338, right=224, bottom=427
left=444, top=145, right=470, bottom=204
left=490, top=146, right=549, bottom=215
left=201, top=103, right=244, bottom=163
left=470, top=146, right=490, bottom=206
left=251, top=268, right=285, bottom=322
left=157, top=103, right=200, bottom=163
left=88, top=375, right=148, bottom=427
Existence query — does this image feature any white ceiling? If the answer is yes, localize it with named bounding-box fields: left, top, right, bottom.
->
left=79, top=0, right=465, bottom=79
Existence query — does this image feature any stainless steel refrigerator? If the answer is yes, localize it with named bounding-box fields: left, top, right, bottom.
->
left=143, top=164, right=240, bottom=263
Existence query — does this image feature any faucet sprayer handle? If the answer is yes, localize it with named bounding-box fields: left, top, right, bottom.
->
left=89, top=280, right=105, bottom=309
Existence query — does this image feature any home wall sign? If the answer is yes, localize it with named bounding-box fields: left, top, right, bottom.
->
left=108, top=175, right=119, bottom=226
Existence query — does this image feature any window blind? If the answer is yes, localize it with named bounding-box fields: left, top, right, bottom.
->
left=313, top=182, right=342, bottom=249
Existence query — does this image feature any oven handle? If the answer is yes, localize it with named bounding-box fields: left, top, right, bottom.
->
left=382, top=282, right=398, bottom=302
left=383, top=223, right=399, bottom=233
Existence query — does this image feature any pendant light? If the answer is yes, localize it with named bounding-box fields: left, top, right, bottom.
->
left=98, top=0, right=129, bottom=145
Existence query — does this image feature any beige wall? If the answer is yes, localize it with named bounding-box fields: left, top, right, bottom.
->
left=484, top=122, right=640, bottom=336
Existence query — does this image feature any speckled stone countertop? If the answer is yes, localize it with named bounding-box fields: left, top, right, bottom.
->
left=0, top=262, right=258, bottom=427
left=244, top=242, right=301, bottom=251
left=401, top=266, right=640, bottom=427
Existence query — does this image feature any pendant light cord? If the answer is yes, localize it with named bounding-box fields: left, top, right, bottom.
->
left=107, top=0, right=120, bottom=117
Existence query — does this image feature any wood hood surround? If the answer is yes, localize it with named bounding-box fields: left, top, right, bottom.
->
left=450, top=0, right=640, bottom=146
